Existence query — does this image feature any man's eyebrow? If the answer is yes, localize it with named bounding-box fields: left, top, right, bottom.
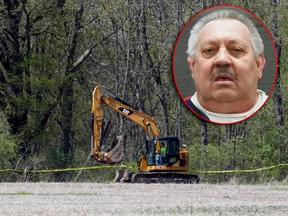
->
left=199, top=38, right=249, bottom=47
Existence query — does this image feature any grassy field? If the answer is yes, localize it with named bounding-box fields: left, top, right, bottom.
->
left=0, top=182, right=287, bottom=215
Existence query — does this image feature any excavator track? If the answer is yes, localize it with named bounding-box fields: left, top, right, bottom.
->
left=114, top=169, right=199, bottom=184
left=131, top=172, right=199, bottom=184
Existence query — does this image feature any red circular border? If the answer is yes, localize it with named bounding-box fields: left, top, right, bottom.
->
left=172, top=4, right=278, bottom=125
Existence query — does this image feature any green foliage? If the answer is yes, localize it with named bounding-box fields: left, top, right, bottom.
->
left=0, top=113, right=17, bottom=179
left=188, top=113, right=288, bottom=183
left=0, top=133, right=16, bottom=168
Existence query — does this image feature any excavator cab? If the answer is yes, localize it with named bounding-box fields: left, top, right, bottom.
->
left=147, top=136, right=180, bottom=166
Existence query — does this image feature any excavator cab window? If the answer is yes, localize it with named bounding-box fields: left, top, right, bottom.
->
left=146, top=137, right=180, bottom=166
left=147, top=140, right=156, bottom=166
left=155, top=137, right=180, bottom=166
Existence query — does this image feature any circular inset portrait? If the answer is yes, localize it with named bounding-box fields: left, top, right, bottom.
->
left=172, top=5, right=278, bottom=124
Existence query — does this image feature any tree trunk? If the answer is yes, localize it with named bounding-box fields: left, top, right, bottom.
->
left=271, top=0, right=286, bottom=180
left=200, top=119, right=208, bottom=145
left=57, top=2, right=84, bottom=180
left=139, top=0, right=169, bottom=135
left=0, top=1, right=29, bottom=153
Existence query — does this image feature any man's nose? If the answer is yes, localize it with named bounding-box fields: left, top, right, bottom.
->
left=214, top=48, right=232, bottom=66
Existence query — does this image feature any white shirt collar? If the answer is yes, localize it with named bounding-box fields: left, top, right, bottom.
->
left=190, top=89, right=268, bottom=123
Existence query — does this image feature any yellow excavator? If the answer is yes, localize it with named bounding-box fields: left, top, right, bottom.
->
left=90, top=85, right=199, bottom=183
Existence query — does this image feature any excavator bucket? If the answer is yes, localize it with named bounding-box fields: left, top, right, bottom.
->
left=101, top=135, right=124, bottom=164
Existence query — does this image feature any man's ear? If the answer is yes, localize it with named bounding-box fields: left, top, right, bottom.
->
left=256, top=54, right=266, bottom=79
left=187, top=56, right=195, bottom=79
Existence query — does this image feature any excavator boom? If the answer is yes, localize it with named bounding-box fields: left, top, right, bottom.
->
left=91, top=85, right=160, bottom=164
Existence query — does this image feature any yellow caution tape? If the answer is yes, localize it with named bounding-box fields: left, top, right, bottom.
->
left=0, top=163, right=287, bottom=174
left=0, top=165, right=128, bottom=173
left=188, top=163, right=288, bottom=174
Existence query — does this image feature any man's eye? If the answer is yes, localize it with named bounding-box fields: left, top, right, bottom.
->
left=230, top=47, right=246, bottom=56
left=203, top=48, right=214, bottom=53
left=202, top=48, right=216, bottom=57
left=232, top=48, right=243, bottom=52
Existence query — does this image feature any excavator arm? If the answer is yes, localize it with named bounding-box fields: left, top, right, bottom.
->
left=91, top=85, right=161, bottom=164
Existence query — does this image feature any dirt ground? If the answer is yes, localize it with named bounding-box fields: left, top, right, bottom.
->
left=0, top=182, right=287, bottom=216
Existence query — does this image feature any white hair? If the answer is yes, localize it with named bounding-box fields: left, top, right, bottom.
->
left=187, top=10, right=264, bottom=57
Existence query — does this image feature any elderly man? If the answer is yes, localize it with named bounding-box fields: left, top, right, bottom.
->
left=185, top=9, right=268, bottom=123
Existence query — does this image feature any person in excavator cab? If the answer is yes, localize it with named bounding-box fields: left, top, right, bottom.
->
left=156, top=142, right=167, bottom=165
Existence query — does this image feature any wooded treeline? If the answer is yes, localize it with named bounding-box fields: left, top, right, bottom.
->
left=0, top=0, right=287, bottom=182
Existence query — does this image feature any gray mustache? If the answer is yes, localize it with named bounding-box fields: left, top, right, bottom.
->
left=210, top=65, right=238, bottom=80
